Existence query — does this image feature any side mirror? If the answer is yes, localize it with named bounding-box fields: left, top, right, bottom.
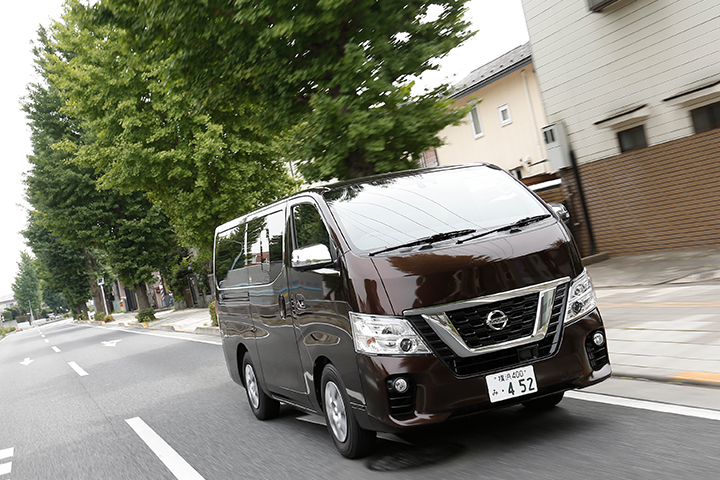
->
left=549, top=203, right=570, bottom=224
left=292, top=243, right=333, bottom=269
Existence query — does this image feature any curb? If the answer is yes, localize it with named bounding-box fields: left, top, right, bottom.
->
left=611, top=370, right=720, bottom=389
left=194, top=326, right=221, bottom=336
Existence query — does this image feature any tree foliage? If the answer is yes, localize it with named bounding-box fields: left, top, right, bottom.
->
left=24, top=21, right=183, bottom=311
left=23, top=215, right=92, bottom=315
left=12, top=252, right=42, bottom=318
left=52, top=1, right=294, bottom=250
left=89, top=0, right=474, bottom=181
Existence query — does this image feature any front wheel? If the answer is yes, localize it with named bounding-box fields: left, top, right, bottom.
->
left=321, top=364, right=376, bottom=458
left=242, top=353, right=280, bottom=420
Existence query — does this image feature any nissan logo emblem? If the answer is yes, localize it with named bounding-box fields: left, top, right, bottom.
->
left=486, top=310, right=509, bottom=331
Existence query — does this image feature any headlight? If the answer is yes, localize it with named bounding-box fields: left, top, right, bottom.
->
left=349, top=312, right=431, bottom=355
left=564, top=269, right=597, bottom=324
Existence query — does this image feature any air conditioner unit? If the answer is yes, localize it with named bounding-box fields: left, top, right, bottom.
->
left=542, top=122, right=571, bottom=172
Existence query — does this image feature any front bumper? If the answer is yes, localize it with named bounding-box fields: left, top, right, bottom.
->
left=353, top=310, right=610, bottom=432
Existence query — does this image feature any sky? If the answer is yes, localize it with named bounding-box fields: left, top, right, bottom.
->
left=0, top=0, right=529, bottom=298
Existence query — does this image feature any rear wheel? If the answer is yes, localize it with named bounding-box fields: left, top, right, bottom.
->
left=522, top=391, right=564, bottom=412
left=321, top=364, right=376, bottom=458
left=242, top=353, right=280, bottom=420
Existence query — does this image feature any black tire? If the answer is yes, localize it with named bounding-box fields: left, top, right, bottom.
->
left=321, top=364, right=376, bottom=459
left=522, top=391, right=564, bottom=412
left=242, top=353, right=280, bottom=420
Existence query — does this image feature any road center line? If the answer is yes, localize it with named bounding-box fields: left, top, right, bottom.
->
left=52, top=346, right=61, bottom=353
left=566, top=391, right=720, bottom=421
left=125, top=417, right=205, bottom=480
left=68, top=361, right=89, bottom=377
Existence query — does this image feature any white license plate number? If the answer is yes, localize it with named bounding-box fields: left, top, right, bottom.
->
left=486, top=366, right=538, bottom=403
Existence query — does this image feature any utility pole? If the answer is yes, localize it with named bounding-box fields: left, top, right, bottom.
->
left=98, top=277, right=109, bottom=315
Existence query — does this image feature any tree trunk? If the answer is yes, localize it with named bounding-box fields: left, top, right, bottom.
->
left=346, top=151, right=376, bottom=179
left=86, top=254, right=105, bottom=314
left=134, top=283, right=152, bottom=310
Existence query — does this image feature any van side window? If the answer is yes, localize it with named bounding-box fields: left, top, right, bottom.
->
left=214, top=224, right=247, bottom=288
left=246, top=210, right=285, bottom=285
left=293, top=203, right=330, bottom=250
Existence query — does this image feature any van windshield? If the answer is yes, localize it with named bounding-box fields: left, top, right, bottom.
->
left=323, top=165, right=550, bottom=254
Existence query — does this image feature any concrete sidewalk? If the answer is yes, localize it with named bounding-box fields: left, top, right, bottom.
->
left=90, top=248, right=720, bottom=387
left=587, top=248, right=720, bottom=388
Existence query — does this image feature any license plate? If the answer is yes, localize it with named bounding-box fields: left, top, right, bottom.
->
left=486, top=365, right=538, bottom=403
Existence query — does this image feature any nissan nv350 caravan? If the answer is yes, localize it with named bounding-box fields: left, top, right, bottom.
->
left=213, top=163, right=611, bottom=458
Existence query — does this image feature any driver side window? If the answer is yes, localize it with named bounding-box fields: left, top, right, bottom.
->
left=292, top=203, right=330, bottom=250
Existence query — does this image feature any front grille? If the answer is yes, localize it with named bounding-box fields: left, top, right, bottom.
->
left=408, top=283, right=568, bottom=377
left=585, top=330, right=609, bottom=370
left=446, top=292, right=538, bottom=348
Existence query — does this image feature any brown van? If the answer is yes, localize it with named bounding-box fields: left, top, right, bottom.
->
left=213, top=163, right=611, bottom=458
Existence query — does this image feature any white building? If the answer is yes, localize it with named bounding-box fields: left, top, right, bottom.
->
left=520, top=0, right=720, bottom=256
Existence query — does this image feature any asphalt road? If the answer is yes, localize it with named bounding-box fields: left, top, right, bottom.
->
left=2, top=319, right=720, bottom=479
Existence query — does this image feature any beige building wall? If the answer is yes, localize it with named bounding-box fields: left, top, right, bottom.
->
left=436, top=66, right=549, bottom=177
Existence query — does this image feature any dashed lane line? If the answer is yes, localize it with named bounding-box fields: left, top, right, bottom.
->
left=126, top=417, right=205, bottom=480
left=68, top=361, right=89, bottom=377
left=0, top=447, right=12, bottom=476
left=52, top=346, right=61, bottom=353
left=566, top=391, right=720, bottom=421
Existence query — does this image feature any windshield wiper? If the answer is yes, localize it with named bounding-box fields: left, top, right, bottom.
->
left=456, top=214, right=552, bottom=245
left=369, top=229, right=477, bottom=256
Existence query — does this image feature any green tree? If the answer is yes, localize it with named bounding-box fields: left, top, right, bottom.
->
left=24, top=23, right=183, bottom=312
left=23, top=215, right=92, bottom=317
left=51, top=1, right=294, bottom=252
left=89, top=0, right=474, bottom=182
left=12, top=252, right=43, bottom=320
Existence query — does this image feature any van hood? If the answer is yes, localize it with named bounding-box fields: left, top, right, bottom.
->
left=369, top=223, right=583, bottom=315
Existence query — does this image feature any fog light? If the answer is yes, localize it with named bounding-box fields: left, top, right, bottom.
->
left=592, top=332, right=605, bottom=347
left=392, top=377, right=409, bottom=394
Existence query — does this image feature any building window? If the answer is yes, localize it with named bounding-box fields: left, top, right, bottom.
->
left=498, top=104, right=512, bottom=126
left=691, top=101, right=720, bottom=134
left=469, top=106, right=483, bottom=138
left=617, top=125, right=647, bottom=153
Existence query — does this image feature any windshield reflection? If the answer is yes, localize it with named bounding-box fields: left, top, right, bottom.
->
left=324, top=165, right=548, bottom=254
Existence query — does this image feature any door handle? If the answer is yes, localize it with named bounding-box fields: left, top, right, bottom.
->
left=295, top=294, right=306, bottom=311
left=279, top=295, right=287, bottom=319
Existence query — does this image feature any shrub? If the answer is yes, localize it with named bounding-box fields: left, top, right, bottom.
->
left=136, top=308, right=156, bottom=323
left=95, top=312, right=107, bottom=323
left=104, top=314, right=115, bottom=323
left=1, top=326, right=17, bottom=337
left=209, top=300, right=217, bottom=327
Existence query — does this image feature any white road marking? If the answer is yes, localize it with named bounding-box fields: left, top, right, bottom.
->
left=44, top=339, right=50, bottom=343
left=101, top=340, right=122, bottom=347
left=125, top=417, right=205, bottom=480
left=20, top=357, right=34, bottom=366
left=0, top=447, right=12, bottom=460
left=566, top=391, right=720, bottom=421
left=0, top=461, right=11, bottom=476
left=52, top=346, right=61, bottom=353
left=73, top=323, right=221, bottom=346
left=68, top=361, right=89, bottom=377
